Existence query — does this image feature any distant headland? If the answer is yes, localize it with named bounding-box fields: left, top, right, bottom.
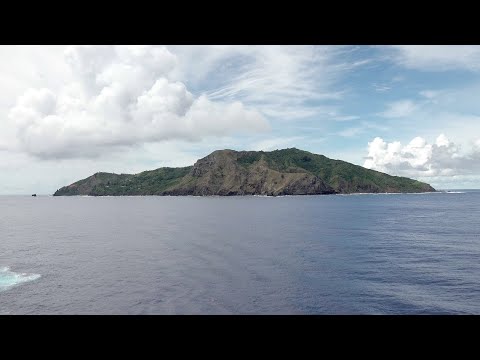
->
left=53, top=148, right=435, bottom=196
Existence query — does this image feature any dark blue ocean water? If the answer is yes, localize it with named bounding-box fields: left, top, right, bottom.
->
left=1, top=191, right=479, bottom=314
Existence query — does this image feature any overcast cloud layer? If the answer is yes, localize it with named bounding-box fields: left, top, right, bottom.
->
left=1, top=45, right=480, bottom=193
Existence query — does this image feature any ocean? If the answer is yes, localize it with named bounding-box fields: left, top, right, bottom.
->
left=1, top=191, right=479, bottom=314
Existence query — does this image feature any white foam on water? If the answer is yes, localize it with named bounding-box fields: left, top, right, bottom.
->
left=336, top=191, right=441, bottom=196
left=445, top=191, right=466, bottom=194
left=0, top=266, right=41, bottom=292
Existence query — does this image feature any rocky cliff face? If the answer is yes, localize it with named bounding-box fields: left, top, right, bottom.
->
left=53, top=148, right=435, bottom=196
left=162, top=150, right=335, bottom=196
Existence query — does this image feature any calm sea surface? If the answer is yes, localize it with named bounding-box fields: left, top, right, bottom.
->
left=1, top=191, right=479, bottom=314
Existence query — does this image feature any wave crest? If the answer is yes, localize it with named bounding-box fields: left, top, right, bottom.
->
left=0, top=266, right=41, bottom=292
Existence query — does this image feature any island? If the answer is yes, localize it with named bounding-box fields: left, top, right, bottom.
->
left=53, top=148, right=435, bottom=196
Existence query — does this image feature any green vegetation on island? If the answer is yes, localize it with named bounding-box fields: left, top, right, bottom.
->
left=53, top=148, right=435, bottom=196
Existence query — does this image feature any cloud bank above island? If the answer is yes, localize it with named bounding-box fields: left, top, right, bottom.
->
left=6, top=46, right=268, bottom=159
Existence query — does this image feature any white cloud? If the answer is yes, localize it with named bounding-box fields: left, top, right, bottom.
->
left=419, top=90, right=440, bottom=99
left=4, top=45, right=369, bottom=160
left=338, top=127, right=363, bottom=137
left=373, top=83, right=391, bottom=92
left=371, top=87, right=480, bottom=148
left=172, top=45, right=367, bottom=120
left=387, top=45, right=480, bottom=72
left=364, top=134, right=480, bottom=178
left=330, top=115, right=360, bottom=122
left=380, top=100, right=417, bottom=118
left=5, top=46, right=268, bottom=159
left=337, top=121, right=389, bottom=138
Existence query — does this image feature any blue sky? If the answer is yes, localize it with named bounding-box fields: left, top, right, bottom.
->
left=1, top=45, right=480, bottom=194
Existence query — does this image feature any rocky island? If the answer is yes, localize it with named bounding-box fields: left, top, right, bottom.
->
left=53, top=148, right=435, bottom=196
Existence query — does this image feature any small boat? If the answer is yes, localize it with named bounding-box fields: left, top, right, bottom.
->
left=32, top=194, right=37, bottom=197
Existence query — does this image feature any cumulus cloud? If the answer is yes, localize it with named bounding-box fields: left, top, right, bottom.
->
left=6, top=45, right=268, bottom=159
left=386, top=45, right=480, bottom=72
left=364, top=134, right=480, bottom=177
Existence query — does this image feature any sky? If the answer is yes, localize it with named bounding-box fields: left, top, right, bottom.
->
left=1, top=45, right=480, bottom=194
